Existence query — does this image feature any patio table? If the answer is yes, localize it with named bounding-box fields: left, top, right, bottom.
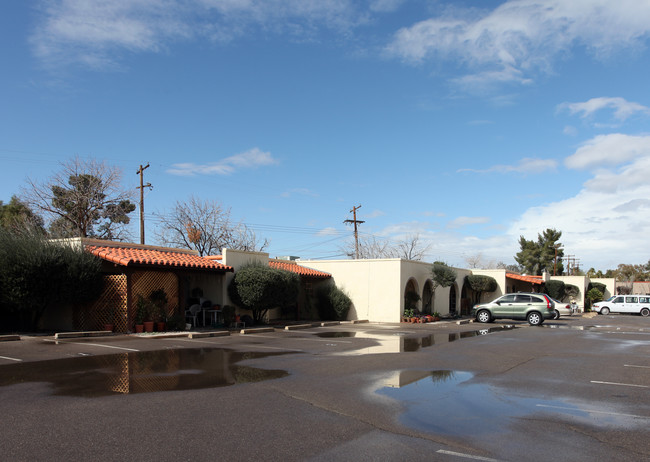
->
left=203, top=309, right=222, bottom=326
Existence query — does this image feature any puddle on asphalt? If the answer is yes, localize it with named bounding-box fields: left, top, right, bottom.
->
left=316, top=332, right=357, bottom=338
left=0, top=348, right=289, bottom=397
left=323, top=326, right=515, bottom=355
left=377, top=370, right=649, bottom=434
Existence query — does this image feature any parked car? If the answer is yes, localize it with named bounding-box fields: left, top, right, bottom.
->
left=549, top=297, right=572, bottom=319
left=471, top=292, right=554, bottom=325
left=592, top=295, right=650, bottom=317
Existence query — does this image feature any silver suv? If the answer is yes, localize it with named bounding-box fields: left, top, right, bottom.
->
left=471, top=292, right=554, bottom=325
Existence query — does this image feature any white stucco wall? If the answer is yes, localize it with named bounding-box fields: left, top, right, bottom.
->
left=297, top=258, right=403, bottom=322
left=299, top=259, right=471, bottom=322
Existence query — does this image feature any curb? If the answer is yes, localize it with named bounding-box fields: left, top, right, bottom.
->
left=189, top=331, right=230, bottom=339
left=284, top=323, right=318, bottom=330
left=0, top=335, right=20, bottom=342
left=240, top=327, right=275, bottom=334
left=55, top=331, right=113, bottom=339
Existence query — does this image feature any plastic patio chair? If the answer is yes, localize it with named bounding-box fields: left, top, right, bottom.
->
left=185, top=304, right=202, bottom=328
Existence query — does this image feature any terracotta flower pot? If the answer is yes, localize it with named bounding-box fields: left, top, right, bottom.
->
left=135, top=324, right=144, bottom=333
left=143, top=321, right=154, bottom=333
left=103, top=323, right=114, bottom=332
left=156, top=322, right=166, bottom=332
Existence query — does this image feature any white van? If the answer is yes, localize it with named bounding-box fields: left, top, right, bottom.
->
left=592, top=295, right=650, bottom=317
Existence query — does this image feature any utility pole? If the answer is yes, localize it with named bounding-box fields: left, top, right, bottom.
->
left=563, top=255, right=580, bottom=275
left=553, top=244, right=563, bottom=276
left=136, top=164, right=153, bottom=245
left=344, top=205, right=365, bottom=259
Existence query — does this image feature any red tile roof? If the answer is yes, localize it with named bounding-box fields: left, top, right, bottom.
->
left=506, top=272, right=544, bottom=285
left=87, top=245, right=233, bottom=272
left=269, top=260, right=331, bottom=278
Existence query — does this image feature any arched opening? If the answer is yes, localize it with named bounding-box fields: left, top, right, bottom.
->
left=449, top=284, right=458, bottom=316
left=404, top=278, right=420, bottom=314
left=422, top=280, right=434, bottom=314
left=460, top=284, right=471, bottom=316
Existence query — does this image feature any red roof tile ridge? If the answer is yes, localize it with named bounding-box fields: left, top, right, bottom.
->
left=86, top=244, right=233, bottom=272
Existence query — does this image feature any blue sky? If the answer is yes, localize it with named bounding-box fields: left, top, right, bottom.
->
left=2, top=0, right=650, bottom=271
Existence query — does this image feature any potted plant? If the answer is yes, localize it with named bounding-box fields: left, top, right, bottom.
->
left=149, top=289, right=168, bottom=332
left=433, top=311, right=441, bottom=322
left=135, top=296, right=147, bottom=333
left=143, top=308, right=155, bottom=333
left=103, top=305, right=115, bottom=332
left=402, top=308, right=414, bottom=322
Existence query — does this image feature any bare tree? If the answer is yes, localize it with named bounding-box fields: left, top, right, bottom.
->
left=340, top=235, right=392, bottom=259
left=340, top=233, right=430, bottom=260
left=22, top=157, right=135, bottom=240
left=465, top=253, right=484, bottom=269
left=155, top=196, right=269, bottom=256
left=393, top=234, right=432, bottom=261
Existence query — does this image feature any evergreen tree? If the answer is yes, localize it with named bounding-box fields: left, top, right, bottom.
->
left=514, top=228, right=564, bottom=275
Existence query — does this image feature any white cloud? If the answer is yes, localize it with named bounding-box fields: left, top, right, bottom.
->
left=369, top=0, right=406, bottom=13
left=447, top=216, right=490, bottom=229
left=31, top=0, right=193, bottom=69
left=558, top=97, right=650, bottom=121
left=563, top=125, right=578, bottom=136
left=281, top=188, right=319, bottom=198
left=510, top=133, right=650, bottom=269
left=385, top=0, right=650, bottom=88
left=30, top=0, right=370, bottom=70
left=564, top=134, right=650, bottom=170
left=167, top=147, right=278, bottom=176
left=458, top=157, right=557, bottom=174
left=317, top=227, right=340, bottom=236
left=363, top=209, right=386, bottom=219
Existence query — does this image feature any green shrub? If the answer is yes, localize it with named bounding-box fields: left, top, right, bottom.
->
left=564, top=284, right=580, bottom=301
left=586, top=288, right=604, bottom=304
left=588, top=282, right=607, bottom=295
left=315, top=284, right=351, bottom=321
left=0, top=229, right=103, bottom=331
left=544, top=280, right=565, bottom=300
left=464, top=274, right=497, bottom=304
left=227, top=263, right=300, bottom=323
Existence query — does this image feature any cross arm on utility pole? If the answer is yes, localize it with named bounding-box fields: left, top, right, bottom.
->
left=344, top=204, right=365, bottom=259
left=136, top=163, right=153, bottom=245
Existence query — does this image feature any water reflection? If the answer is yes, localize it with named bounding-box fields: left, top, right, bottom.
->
left=332, top=326, right=515, bottom=355
left=377, top=370, right=649, bottom=434
left=315, top=332, right=357, bottom=338
left=0, top=348, right=289, bottom=397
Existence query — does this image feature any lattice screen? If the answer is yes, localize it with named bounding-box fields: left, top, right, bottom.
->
left=78, top=271, right=179, bottom=333
left=100, top=351, right=181, bottom=394
left=78, top=275, right=128, bottom=332
left=131, top=270, right=179, bottom=325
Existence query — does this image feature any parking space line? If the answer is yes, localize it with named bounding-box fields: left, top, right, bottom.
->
left=625, top=364, right=650, bottom=369
left=590, top=380, right=650, bottom=389
left=0, top=355, right=22, bottom=362
left=43, top=339, right=139, bottom=352
left=436, top=449, right=500, bottom=461
left=242, top=333, right=353, bottom=344
left=536, top=404, right=649, bottom=419
left=165, top=337, right=304, bottom=352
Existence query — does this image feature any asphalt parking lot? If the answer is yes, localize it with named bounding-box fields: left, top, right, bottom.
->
left=1, top=314, right=649, bottom=461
